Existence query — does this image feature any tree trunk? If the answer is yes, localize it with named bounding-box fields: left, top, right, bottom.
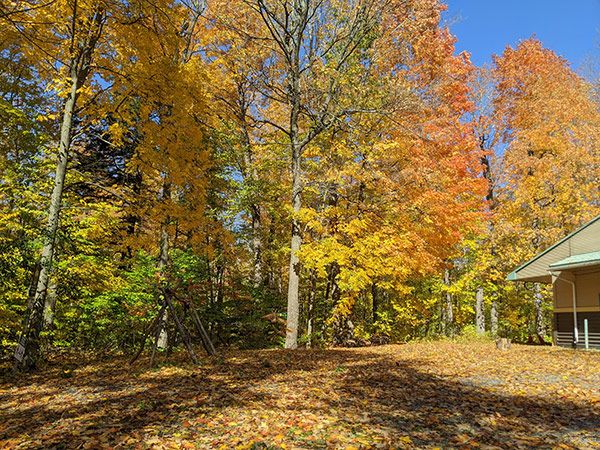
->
left=43, top=252, right=59, bottom=330
left=284, top=17, right=303, bottom=348
left=156, top=179, right=171, bottom=350
left=26, top=263, right=41, bottom=310
left=306, top=271, right=316, bottom=348
left=156, top=220, right=170, bottom=350
left=534, top=283, right=545, bottom=337
left=443, top=269, right=453, bottom=334
left=42, top=275, right=58, bottom=329
left=15, top=66, right=79, bottom=370
left=265, top=218, right=276, bottom=290
left=371, top=283, right=378, bottom=324
left=251, top=205, right=262, bottom=285
left=475, top=287, right=485, bottom=335
left=237, top=88, right=263, bottom=286
left=253, top=0, right=376, bottom=347
left=244, top=123, right=262, bottom=286
left=285, top=146, right=302, bottom=348
left=490, top=300, right=498, bottom=336
left=156, top=313, right=169, bottom=349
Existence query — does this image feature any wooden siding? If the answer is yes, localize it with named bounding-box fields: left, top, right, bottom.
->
left=554, top=269, right=600, bottom=309
left=554, top=312, right=600, bottom=349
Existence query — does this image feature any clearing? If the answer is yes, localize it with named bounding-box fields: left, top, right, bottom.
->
left=1, top=342, right=599, bottom=449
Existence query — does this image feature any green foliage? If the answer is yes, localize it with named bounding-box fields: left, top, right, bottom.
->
left=456, top=325, right=493, bottom=343
left=53, top=252, right=156, bottom=352
left=0, top=49, right=51, bottom=358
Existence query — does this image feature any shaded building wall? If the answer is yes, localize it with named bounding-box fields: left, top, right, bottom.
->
left=553, top=269, right=600, bottom=348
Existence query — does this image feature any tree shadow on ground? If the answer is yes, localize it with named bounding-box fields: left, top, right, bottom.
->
left=0, top=346, right=598, bottom=448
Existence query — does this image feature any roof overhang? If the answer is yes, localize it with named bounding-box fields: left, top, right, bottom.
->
left=506, top=272, right=552, bottom=283
left=506, top=215, right=600, bottom=282
left=548, top=251, right=600, bottom=272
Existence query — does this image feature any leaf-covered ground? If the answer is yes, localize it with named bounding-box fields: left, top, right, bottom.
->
left=1, top=342, right=599, bottom=449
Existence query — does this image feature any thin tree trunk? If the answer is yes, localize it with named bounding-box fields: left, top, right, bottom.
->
left=240, top=104, right=262, bottom=285
left=235, top=87, right=262, bottom=284
left=475, top=287, right=485, bottom=335
left=251, top=206, right=262, bottom=285
left=26, top=263, right=41, bottom=310
left=265, top=217, right=276, bottom=289
left=534, top=283, right=545, bottom=337
left=324, top=263, right=339, bottom=306
left=42, top=275, right=58, bottom=329
left=490, top=300, right=498, bottom=336
left=254, top=0, right=376, bottom=348
left=284, top=37, right=303, bottom=348
left=13, top=6, right=104, bottom=371
left=371, top=283, right=378, bottom=324
left=156, top=316, right=168, bottom=350
left=156, top=221, right=170, bottom=350
left=214, top=264, right=224, bottom=344
left=15, top=66, right=79, bottom=370
left=285, top=151, right=302, bottom=348
left=443, top=269, right=453, bottom=334
left=306, top=271, right=317, bottom=348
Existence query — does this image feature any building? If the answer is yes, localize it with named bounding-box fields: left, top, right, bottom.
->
left=507, top=215, right=600, bottom=349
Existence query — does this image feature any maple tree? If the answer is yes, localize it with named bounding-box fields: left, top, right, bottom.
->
left=109, top=0, right=217, bottom=356
left=218, top=0, right=389, bottom=349
left=440, top=39, right=600, bottom=341
left=490, top=39, right=599, bottom=338
left=493, top=38, right=600, bottom=254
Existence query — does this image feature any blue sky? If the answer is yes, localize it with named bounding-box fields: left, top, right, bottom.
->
left=443, top=0, right=600, bottom=70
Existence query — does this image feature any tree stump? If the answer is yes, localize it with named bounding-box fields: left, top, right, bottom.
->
left=496, top=338, right=511, bottom=350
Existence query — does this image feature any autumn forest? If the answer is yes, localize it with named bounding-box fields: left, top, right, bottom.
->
left=0, top=0, right=599, bottom=372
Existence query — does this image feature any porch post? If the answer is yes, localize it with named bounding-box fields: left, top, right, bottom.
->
left=551, top=271, right=578, bottom=346
left=571, top=280, right=578, bottom=345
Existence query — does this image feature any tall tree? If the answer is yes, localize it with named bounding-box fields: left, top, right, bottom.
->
left=299, top=0, right=484, bottom=343
left=4, top=0, right=109, bottom=369
left=494, top=39, right=600, bottom=251
left=109, top=0, right=220, bottom=356
left=492, top=38, right=600, bottom=337
left=469, top=66, right=501, bottom=336
left=222, top=0, right=383, bottom=348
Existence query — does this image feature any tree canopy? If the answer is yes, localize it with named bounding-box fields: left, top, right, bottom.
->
left=0, top=0, right=598, bottom=366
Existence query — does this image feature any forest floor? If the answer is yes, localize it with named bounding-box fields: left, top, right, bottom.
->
left=0, top=342, right=599, bottom=449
